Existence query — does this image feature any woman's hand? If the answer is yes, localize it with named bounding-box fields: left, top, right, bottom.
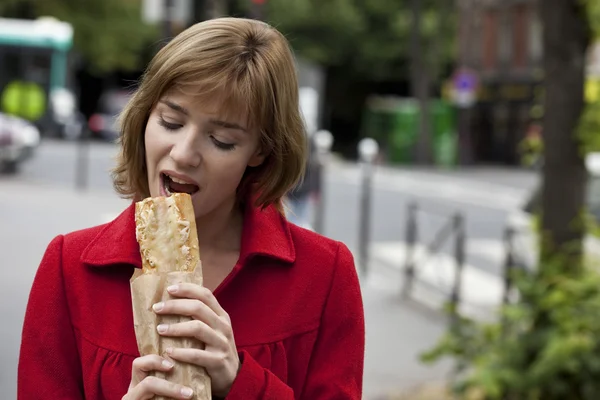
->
left=122, top=354, right=195, bottom=400
left=152, top=283, right=240, bottom=397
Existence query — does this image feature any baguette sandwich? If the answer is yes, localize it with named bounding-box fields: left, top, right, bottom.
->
left=132, top=193, right=211, bottom=400
left=135, top=193, right=200, bottom=274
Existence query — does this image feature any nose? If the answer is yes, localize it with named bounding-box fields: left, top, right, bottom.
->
left=169, top=132, right=201, bottom=168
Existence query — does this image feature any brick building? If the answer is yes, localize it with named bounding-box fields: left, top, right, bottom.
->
left=457, top=0, right=543, bottom=165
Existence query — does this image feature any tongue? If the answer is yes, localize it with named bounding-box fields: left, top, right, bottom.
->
left=169, top=180, right=199, bottom=194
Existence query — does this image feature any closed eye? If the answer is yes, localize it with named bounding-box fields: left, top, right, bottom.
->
left=210, top=136, right=235, bottom=151
left=158, top=117, right=182, bottom=131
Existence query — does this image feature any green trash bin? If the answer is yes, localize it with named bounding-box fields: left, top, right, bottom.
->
left=361, top=97, right=417, bottom=164
left=360, top=106, right=393, bottom=151
left=389, top=99, right=419, bottom=164
left=360, top=97, right=457, bottom=166
left=430, top=100, right=457, bottom=167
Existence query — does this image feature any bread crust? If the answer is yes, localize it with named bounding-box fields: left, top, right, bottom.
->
left=135, top=193, right=200, bottom=274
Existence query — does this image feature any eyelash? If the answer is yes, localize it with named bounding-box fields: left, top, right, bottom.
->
left=211, top=137, right=235, bottom=151
left=158, top=117, right=235, bottom=151
left=158, top=118, right=181, bottom=131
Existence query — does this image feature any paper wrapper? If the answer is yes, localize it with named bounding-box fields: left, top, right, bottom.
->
left=131, top=267, right=212, bottom=400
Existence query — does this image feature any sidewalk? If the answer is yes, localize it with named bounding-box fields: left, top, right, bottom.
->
left=360, top=269, right=454, bottom=399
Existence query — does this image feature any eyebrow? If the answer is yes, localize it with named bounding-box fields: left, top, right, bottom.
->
left=160, top=100, right=189, bottom=116
left=160, top=99, right=248, bottom=132
left=208, top=119, right=247, bottom=132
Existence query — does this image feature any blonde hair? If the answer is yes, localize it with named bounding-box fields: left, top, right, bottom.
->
left=111, top=17, right=307, bottom=211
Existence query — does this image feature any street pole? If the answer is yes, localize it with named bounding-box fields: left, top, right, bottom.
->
left=312, top=130, right=334, bottom=235
left=75, top=113, right=90, bottom=191
left=450, top=212, right=466, bottom=327
left=357, top=138, right=379, bottom=277
left=402, top=202, right=418, bottom=298
left=456, top=0, right=478, bottom=165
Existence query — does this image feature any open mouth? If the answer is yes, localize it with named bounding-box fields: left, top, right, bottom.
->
left=161, top=173, right=200, bottom=196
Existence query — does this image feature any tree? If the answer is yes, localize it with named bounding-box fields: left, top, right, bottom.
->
left=248, top=0, right=456, bottom=156
left=540, top=0, right=591, bottom=266
left=261, top=0, right=454, bottom=83
left=420, top=3, right=600, bottom=399
left=0, top=0, right=159, bottom=74
left=409, top=0, right=454, bottom=164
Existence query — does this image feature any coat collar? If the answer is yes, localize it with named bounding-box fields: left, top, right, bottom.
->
left=81, top=200, right=296, bottom=268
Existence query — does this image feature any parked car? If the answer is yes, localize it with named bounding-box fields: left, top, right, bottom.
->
left=507, top=152, right=600, bottom=270
left=88, top=89, right=131, bottom=142
left=0, top=112, right=40, bottom=173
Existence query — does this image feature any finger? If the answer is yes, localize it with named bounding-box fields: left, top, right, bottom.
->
left=130, top=375, right=194, bottom=400
left=153, top=298, right=220, bottom=328
left=166, top=347, right=222, bottom=370
left=130, top=355, right=174, bottom=387
left=156, top=319, right=227, bottom=348
left=167, top=283, right=228, bottom=317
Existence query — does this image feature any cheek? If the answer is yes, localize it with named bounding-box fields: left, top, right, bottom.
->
left=212, top=155, right=249, bottom=181
left=202, top=151, right=253, bottom=189
left=143, top=123, right=167, bottom=193
left=144, top=123, right=171, bottom=164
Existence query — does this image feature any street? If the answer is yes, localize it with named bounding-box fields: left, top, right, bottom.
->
left=0, top=139, right=537, bottom=399
left=16, top=139, right=536, bottom=274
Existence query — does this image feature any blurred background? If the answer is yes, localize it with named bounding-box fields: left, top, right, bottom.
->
left=2, top=0, right=600, bottom=399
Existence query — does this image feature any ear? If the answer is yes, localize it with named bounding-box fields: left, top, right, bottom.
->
left=248, top=147, right=267, bottom=167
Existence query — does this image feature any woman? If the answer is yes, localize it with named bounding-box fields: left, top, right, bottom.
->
left=18, top=17, right=364, bottom=400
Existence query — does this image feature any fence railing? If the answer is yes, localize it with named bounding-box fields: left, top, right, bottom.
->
left=501, top=225, right=535, bottom=306
left=401, top=202, right=466, bottom=321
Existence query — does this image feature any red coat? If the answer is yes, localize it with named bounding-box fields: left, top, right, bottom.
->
left=18, top=202, right=365, bottom=399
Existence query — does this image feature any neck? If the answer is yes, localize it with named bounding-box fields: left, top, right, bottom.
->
left=195, top=197, right=243, bottom=254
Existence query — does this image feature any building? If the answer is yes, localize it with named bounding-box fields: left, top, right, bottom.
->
left=457, top=0, right=543, bottom=165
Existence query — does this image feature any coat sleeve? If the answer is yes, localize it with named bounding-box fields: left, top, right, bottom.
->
left=224, top=242, right=365, bottom=400
left=18, top=235, right=84, bottom=399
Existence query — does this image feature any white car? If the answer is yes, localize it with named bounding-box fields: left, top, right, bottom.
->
left=507, top=153, right=600, bottom=270
left=0, top=113, right=41, bottom=173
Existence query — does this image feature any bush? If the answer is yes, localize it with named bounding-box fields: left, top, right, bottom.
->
left=421, top=260, right=600, bottom=400
left=577, top=100, right=600, bottom=155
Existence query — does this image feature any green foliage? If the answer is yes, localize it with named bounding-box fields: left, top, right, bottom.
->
left=423, top=3, right=600, bottom=397
left=577, top=100, right=600, bottom=155
left=577, top=0, right=600, bottom=154
left=584, top=0, right=600, bottom=38
left=422, top=258, right=600, bottom=400
left=260, top=0, right=456, bottom=82
left=517, top=126, right=543, bottom=167
left=2, top=0, right=159, bottom=74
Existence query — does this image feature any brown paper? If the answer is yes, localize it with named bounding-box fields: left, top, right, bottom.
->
left=130, top=267, right=212, bottom=400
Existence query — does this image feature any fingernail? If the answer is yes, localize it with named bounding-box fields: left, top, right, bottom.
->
left=165, top=347, right=173, bottom=355
left=152, top=302, right=164, bottom=312
left=157, top=324, right=168, bottom=334
left=181, top=387, right=193, bottom=398
left=167, top=285, right=179, bottom=293
left=162, top=359, right=174, bottom=368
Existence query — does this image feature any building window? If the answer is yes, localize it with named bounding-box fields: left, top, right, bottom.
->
left=498, top=9, right=513, bottom=68
left=512, top=4, right=529, bottom=69
left=529, top=9, right=543, bottom=64
left=482, top=9, right=498, bottom=71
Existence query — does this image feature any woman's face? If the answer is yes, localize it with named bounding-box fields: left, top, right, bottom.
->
left=144, top=90, right=265, bottom=219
